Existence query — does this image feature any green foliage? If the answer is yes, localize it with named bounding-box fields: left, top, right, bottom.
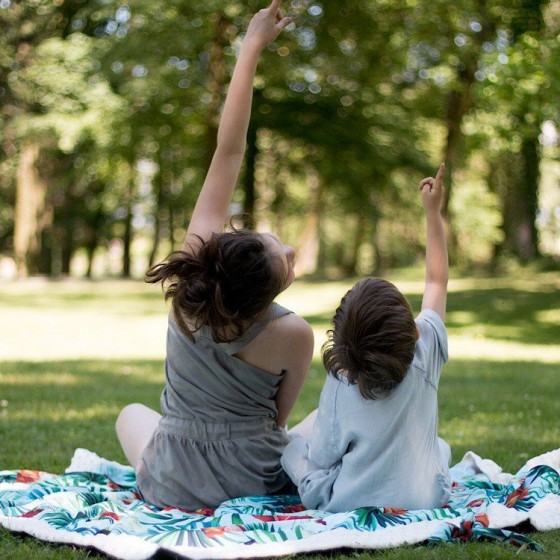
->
left=0, top=0, right=558, bottom=272
left=11, top=33, right=123, bottom=151
left=451, top=177, right=504, bottom=266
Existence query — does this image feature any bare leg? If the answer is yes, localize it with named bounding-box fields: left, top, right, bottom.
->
left=115, top=403, right=161, bottom=469
left=288, top=409, right=317, bottom=439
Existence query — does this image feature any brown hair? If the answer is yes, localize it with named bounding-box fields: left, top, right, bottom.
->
left=322, top=277, right=417, bottom=400
left=146, top=231, right=286, bottom=342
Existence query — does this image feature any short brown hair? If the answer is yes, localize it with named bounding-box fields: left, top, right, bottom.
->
left=146, top=231, right=286, bottom=343
left=322, top=278, right=417, bottom=400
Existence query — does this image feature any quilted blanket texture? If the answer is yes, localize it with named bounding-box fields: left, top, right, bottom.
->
left=1, top=448, right=559, bottom=559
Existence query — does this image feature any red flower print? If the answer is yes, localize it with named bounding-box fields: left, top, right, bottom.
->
left=283, top=504, right=306, bottom=513
left=254, top=515, right=276, bottom=522
left=461, top=520, right=473, bottom=540
left=505, top=487, right=529, bottom=508
left=467, top=499, right=484, bottom=508
left=475, top=513, right=490, bottom=527
left=22, top=509, right=43, bottom=518
left=384, top=507, right=408, bottom=515
left=202, top=527, right=226, bottom=537
left=16, top=470, right=42, bottom=484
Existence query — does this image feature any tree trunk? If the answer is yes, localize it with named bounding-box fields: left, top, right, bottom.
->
left=242, top=121, right=258, bottom=229
left=501, top=0, right=546, bottom=262
left=149, top=156, right=165, bottom=267
left=60, top=223, right=74, bottom=275
left=13, top=144, right=52, bottom=277
left=295, top=168, right=324, bottom=276
left=85, top=181, right=106, bottom=278
left=372, top=220, right=382, bottom=276
left=440, top=0, right=494, bottom=262
left=86, top=244, right=96, bottom=278
left=122, top=175, right=134, bottom=278
left=343, top=213, right=366, bottom=276
left=271, top=170, right=288, bottom=239
left=517, top=134, right=541, bottom=260
left=493, top=0, right=546, bottom=264
left=205, top=12, right=229, bottom=168
left=499, top=135, right=542, bottom=262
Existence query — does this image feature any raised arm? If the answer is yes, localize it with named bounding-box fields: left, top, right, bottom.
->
left=419, top=163, right=448, bottom=320
left=184, top=1, right=292, bottom=251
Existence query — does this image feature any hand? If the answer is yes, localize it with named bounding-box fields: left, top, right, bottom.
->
left=419, top=163, right=445, bottom=215
left=244, top=0, right=293, bottom=52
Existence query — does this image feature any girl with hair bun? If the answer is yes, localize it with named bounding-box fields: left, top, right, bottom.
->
left=115, top=0, right=314, bottom=510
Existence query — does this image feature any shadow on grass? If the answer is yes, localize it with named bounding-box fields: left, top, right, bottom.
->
left=2, top=357, right=558, bottom=474
left=438, top=359, right=560, bottom=471
left=1, top=358, right=559, bottom=560
left=1, top=359, right=164, bottom=470
left=444, top=287, right=560, bottom=345
left=0, top=290, right=164, bottom=316
left=2, top=278, right=559, bottom=345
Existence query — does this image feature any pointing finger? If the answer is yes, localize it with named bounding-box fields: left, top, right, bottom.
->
left=435, top=163, right=445, bottom=182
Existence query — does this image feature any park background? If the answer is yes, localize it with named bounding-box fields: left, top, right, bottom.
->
left=1, top=1, right=560, bottom=559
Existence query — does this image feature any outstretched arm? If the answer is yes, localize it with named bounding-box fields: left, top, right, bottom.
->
left=184, top=1, right=292, bottom=250
left=419, top=163, right=448, bottom=320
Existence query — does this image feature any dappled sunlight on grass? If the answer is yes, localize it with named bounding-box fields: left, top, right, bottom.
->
left=438, top=359, right=560, bottom=472
left=1, top=274, right=559, bottom=558
left=2, top=278, right=559, bottom=467
left=444, top=287, right=560, bottom=346
left=6, top=403, right=122, bottom=422
left=535, top=308, right=560, bottom=325
left=1, top=359, right=165, bottom=471
left=2, top=273, right=558, bottom=360
left=0, top=308, right=168, bottom=360
left=446, top=310, right=477, bottom=324
left=449, top=336, right=560, bottom=363
left=2, top=373, right=82, bottom=386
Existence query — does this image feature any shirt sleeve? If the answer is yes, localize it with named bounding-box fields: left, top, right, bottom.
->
left=281, top=376, right=344, bottom=510
left=415, top=308, right=449, bottom=388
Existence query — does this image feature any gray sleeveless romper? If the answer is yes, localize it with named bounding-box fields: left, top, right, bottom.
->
left=136, top=303, right=294, bottom=510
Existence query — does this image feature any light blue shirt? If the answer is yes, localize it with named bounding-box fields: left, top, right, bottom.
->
left=281, top=308, right=451, bottom=512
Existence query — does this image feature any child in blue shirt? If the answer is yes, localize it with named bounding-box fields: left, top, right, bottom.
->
left=282, top=165, right=451, bottom=512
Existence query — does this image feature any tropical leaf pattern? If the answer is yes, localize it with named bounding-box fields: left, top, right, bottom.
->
left=1, top=450, right=559, bottom=555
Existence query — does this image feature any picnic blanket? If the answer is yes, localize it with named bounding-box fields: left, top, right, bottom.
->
left=1, top=448, right=559, bottom=559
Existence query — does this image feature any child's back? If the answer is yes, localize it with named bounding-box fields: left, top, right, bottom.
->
left=283, top=306, right=450, bottom=511
left=282, top=165, right=450, bottom=512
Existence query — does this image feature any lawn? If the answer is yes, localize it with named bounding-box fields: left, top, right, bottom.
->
left=1, top=270, right=559, bottom=559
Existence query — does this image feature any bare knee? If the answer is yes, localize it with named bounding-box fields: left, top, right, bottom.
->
left=116, top=403, right=145, bottom=437
left=116, top=403, right=161, bottom=468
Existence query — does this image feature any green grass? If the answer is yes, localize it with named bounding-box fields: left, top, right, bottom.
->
left=1, top=271, right=559, bottom=559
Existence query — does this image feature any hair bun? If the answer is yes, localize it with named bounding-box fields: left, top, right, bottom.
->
left=182, top=276, right=215, bottom=305
left=146, top=230, right=285, bottom=343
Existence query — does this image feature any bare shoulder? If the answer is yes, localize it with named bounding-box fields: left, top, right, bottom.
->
left=268, top=313, right=314, bottom=367
left=273, top=312, right=314, bottom=339
left=235, top=312, right=314, bottom=375
left=269, top=313, right=314, bottom=356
